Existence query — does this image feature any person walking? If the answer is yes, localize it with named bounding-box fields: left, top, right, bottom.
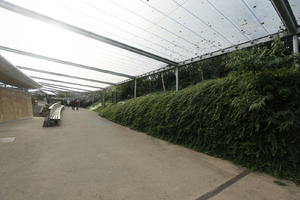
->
left=71, top=99, right=75, bottom=110
left=75, top=99, right=80, bottom=110
left=67, top=99, right=70, bottom=108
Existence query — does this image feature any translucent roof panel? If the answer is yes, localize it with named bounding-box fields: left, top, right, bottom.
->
left=34, top=79, right=98, bottom=91
left=24, top=71, right=105, bottom=89
left=38, top=90, right=57, bottom=95
left=289, top=0, right=300, bottom=24
left=41, top=86, right=86, bottom=93
left=40, top=86, right=69, bottom=92
left=0, top=51, right=126, bottom=86
left=0, top=6, right=167, bottom=79
left=2, top=0, right=283, bottom=64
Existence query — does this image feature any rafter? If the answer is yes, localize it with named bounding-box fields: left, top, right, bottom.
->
left=31, top=76, right=102, bottom=90
left=39, top=82, right=91, bottom=92
left=18, top=66, right=116, bottom=85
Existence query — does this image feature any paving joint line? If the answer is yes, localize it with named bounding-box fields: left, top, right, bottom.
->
left=195, top=170, right=250, bottom=200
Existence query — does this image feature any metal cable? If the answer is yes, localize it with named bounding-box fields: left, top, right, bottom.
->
left=80, top=0, right=191, bottom=56
left=139, top=0, right=221, bottom=50
left=108, top=0, right=205, bottom=51
left=240, top=0, right=270, bottom=35
left=206, top=0, right=252, bottom=41
left=171, top=0, right=234, bottom=46
left=53, top=0, right=186, bottom=59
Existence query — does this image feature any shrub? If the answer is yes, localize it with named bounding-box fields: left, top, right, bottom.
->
left=98, top=68, right=300, bottom=183
left=97, top=39, right=300, bottom=183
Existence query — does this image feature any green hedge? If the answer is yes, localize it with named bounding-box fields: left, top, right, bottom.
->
left=98, top=68, right=300, bottom=183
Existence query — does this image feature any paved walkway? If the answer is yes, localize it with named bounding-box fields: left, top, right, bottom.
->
left=0, top=108, right=299, bottom=200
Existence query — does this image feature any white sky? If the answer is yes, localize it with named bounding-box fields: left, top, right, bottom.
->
left=0, top=0, right=294, bottom=91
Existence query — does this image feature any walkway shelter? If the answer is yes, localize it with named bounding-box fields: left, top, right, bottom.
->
left=0, top=0, right=299, bottom=97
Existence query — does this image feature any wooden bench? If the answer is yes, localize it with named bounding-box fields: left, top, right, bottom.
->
left=43, top=102, right=64, bottom=127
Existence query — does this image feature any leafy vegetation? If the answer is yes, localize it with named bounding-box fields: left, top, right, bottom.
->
left=97, top=38, right=300, bottom=183
left=104, top=55, right=226, bottom=102
left=104, top=37, right=293, bottom=102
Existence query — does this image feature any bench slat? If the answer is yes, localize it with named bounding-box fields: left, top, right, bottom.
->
left=49, top=104, right=64, bottom=120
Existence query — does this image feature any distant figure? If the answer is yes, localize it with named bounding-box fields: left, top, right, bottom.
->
left=67, top=99, right=70, bottom=107
left=75, top=99, right=80, bottom=110
left=71, top=100, right=75, bottom=110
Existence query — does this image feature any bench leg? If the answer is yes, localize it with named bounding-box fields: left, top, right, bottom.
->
left=55, top=120, right=59, bottom=126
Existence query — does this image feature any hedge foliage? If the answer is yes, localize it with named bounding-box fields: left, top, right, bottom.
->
left=97, top=39, right=300, bottom=183
left=104, top=37, right=293, bottom=102
left=112, top=55, right=226, bottom=100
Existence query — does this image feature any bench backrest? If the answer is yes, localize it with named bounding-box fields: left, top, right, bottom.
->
left=49, top=102, right=62, bottom=110
left=49, top=102, right=64, bottom=120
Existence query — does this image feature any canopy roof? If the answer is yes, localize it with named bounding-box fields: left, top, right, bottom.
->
left=0, top=0, right=299, bottom=91
left=0, top=54, right=40, bottom=88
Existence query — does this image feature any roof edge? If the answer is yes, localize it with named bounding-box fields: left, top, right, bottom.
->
left=0, top=54, right=41, bottom=89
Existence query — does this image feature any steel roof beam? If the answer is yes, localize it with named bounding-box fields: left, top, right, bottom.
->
left=0, top=0, right=178, bottom=66
left=0, top=54, right=41, bottom=89
left=41, top=85, right=73, bottom=92
left=18, top=66, right=116, bottom=85
left=39, top=82, right=91, bottom=92
left=41, top=85, right=82, bottom=92
left=270, top=0, right=298, bottom=35
left=39, top=88, right=59, bottom=93
left=0, top=45, right=134, bottom=78
left=30, top=76, right=103, bottom=90
left=42, top=87, right=79, bottom=93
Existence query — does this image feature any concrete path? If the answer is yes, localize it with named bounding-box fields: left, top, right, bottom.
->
left=0, top=108, right=299, bottom=200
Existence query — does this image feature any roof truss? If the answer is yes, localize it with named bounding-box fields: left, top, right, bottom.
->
left=39, top=82, right=91, bottom=92
left=17, top=66, right=116, bottom=85
left=30, top=76, right=103, bottom=90
left=41, top=85, right=76, bottom=92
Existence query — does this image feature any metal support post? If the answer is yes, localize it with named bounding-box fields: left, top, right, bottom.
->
left=270, top=0, right=298, bottom=35
left=175, top=67, right=179, bottom=91
left=293, top=35, right=299, bottom=53
left=134, top=79, right=137, bottom=98
left=161, top=72, right=166, bottom=92
left=102, top=89, right=106, bottom=107
left=293, top=35, right=299, bottom=70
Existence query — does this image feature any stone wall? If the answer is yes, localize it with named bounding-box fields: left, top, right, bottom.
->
left=0, top=87, right=33, bottom=122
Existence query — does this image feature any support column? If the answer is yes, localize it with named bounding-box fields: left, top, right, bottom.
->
left=134, top=79, right=137, bottom=98
left=293, top=35, right=299, bottom=70
left=175, top=67, right=179, bottom=91
left=102, top=89, right=106, bottom=107
left=161, top=72, right=166, bottom=92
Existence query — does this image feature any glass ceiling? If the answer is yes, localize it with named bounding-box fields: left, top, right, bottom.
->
left=289, top=0, right=300, bottom=24
left=0, top=0, right=298, bottom=92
